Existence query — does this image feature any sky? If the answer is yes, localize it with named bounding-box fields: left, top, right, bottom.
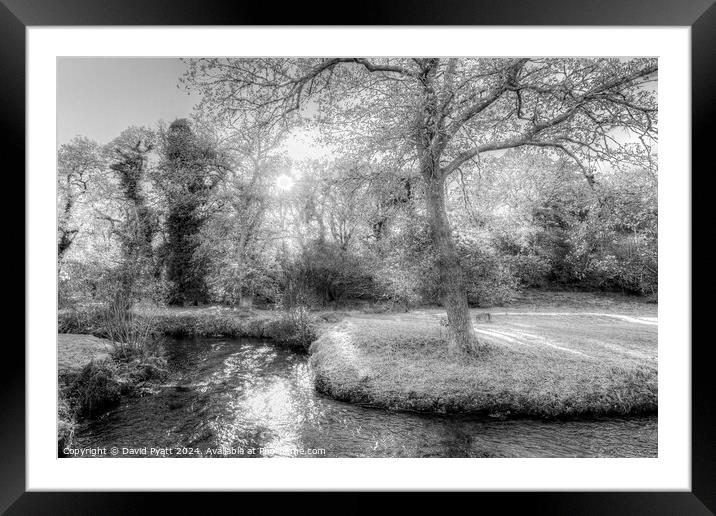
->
left=57, top=58, right=199, bottom=147
left=57, top=57, right=652, bottom=165
left=57, top=57, right=330, bottom=162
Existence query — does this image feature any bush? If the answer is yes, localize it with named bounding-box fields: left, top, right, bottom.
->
left=108, top=341, right=169, bottom=384
left=59, top=259, right=167, bottom=309
left=598, top=234, right=657, bottom=295
left=203, top=255, right=280, bottom=307
left=65, top=359, right=123, bottom=417
left=128, top=355, right=169, bottom=383
left=57, top=394, right=76, bottom=454
left=561, top=228, right=657, bottom=295
left=505, top=254, right=552, bottom=288
left=267, top=306, right=318, bottom=352
left=59, top=301, right=162, bottom=353
left=460, top=247, right=520, bottom=307
left=279, top=240, right=376, bottom=308
left=100, top=302, right=158, bottom=358
left=373, top=262, right=425, bottom=311
left=409, top=231, right=522, bottom=308
left=58, top=260, right=109, bottom=309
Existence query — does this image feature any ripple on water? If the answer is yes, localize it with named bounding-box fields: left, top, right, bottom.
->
left=72, top=337, right=657, bottom=458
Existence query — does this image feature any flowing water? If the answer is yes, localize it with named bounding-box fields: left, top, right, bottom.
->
left=72, top=337, right=657, bottom=458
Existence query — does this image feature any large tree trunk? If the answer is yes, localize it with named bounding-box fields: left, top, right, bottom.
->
left=423, top=170, right=480, bottom=356
left=416, top=59, right=479, bottom=355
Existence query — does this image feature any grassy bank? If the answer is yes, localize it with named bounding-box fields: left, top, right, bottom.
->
left=309, top=309, right=657, bottom=418
left=58, top=304, right=317, bottom=351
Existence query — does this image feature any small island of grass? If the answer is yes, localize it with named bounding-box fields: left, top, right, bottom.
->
left=309, top=306, right=657, bottom=418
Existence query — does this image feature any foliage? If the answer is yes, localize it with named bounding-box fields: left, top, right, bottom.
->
left=155, top=119, right=225, bottom=306
left=182, top=57, right=657, bottom=353
left=58, top=58, right=659, bottom=348
left=196, top=190, right=279, bottom=306
left=105, top=132, right=160, bottom=306
left=267, top=305, right=318, bottom=352
left=57, top=136, right=107, bottom=260
left=63, top=359, right=123, bottom=417
left=100, top=302, right=158, bottom=358
left=450, top=148, right=657, bottom=296
left=278, top=239, right=375, bottom=308
left=59, top=258, right=168, bottom=311
left=58, top=259, right=108, bottom=309
left=373, top=262, right=425, bottom=311
left=461, top=248, right=521, bottom=307
left=503, top=254, right=553, bottom=288
left=58, top=305, right=107, bottom=335
left=57, top=394, right=76, bottom=453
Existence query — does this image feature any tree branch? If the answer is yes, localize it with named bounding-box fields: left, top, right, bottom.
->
left=446, top=59, right=529, bottom=138
left=441, top=61, right=658, bottom=178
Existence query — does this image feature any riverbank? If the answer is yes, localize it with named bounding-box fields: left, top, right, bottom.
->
left=57, top=303, right=320, bottom=452
left=309, top=307, right=657, bottom=418
left=58, top=304, right=316, bottom=351
left=58, top=334, right=112, bottom=452
left=57, top=333, right=169, bottom=454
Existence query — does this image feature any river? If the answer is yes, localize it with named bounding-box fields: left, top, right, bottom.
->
left=72, top=337, right=657, bottom=458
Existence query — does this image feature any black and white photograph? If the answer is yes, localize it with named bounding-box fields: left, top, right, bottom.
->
left=56, top=56, right=659, bottom=459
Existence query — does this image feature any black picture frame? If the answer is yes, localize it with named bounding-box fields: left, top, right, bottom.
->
left=5, top=0, right=712, bottom=512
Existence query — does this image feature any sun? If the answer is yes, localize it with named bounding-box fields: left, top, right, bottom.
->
left=275, top=174, right=294, bottom=191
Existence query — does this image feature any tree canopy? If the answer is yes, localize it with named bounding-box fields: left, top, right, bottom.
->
left=58, top=57, right=658, bottom=358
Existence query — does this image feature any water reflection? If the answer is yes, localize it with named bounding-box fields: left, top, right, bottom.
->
left=72, top=337, right=657, bottom=458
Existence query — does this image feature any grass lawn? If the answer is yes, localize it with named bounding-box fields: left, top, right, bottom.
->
left=309, top=300, right=657, bottom=418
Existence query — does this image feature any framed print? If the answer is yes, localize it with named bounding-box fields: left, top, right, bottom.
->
left=6, top=0, right=713, bottom=512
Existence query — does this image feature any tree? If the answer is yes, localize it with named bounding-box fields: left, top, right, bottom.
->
left=107, top=133, right=158, bottom=306
left=184, top=57, right=657, bottom=356
left=191, top=102, right=290, bottom=307
left=57, top=136, right=106, bottom=260
left=155, top=119, right=225, bottom=305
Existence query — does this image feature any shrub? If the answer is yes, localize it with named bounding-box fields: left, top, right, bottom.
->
left=599, top=234, right=657, bottom=295
left=561, top=230, right=657, bottom=295
left=129, top=355, right=169, bottom=383
left=58, top=259, right=110, bottom=309
left=65, top=359, right=123, bottom=417
left=99, top=302, right=158, bottom=358
left=57, top=394, right=76, bottom=454
left=203, top=254, right=280, bottom=307
left=460, top=248, right=521, bottom=307
left=373, top=262, right=424, bottom=311
left=58, top=258, right=167, bottom=309
left=505, top=254, right=552, bottom=288
left=279, top=240, right=376, bottom=308
left=120, top=352, right=169, bottom=384
left=267, top=305, right=318, bottom=352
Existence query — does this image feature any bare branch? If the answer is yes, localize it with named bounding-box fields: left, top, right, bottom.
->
left=441, top=61, right=658, bottom=177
